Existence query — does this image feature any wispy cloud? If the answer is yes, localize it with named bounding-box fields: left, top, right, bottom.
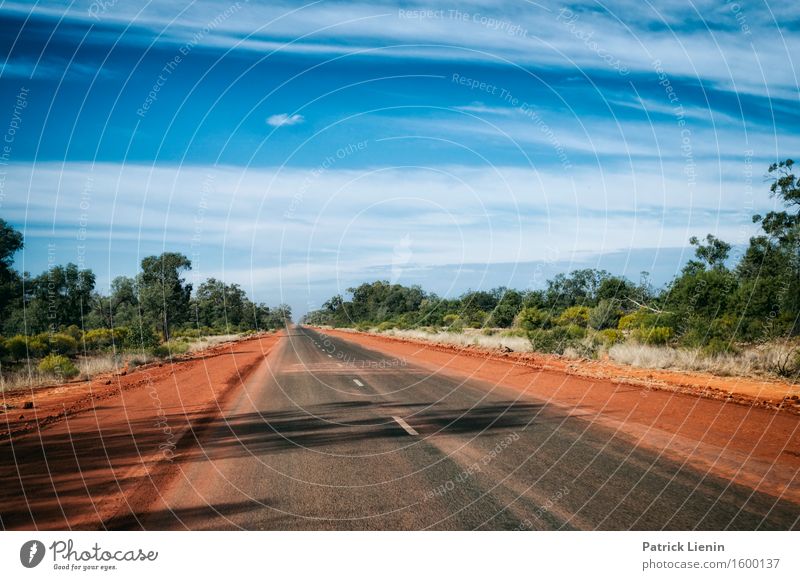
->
left=266, top=113, right=305, bottom=127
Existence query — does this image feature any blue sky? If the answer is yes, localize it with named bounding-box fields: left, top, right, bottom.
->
left=0, top=0, right=798, bottom=315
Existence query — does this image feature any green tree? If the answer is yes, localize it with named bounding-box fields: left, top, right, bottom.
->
left=138, top=253, right=192, bottom=341
left=27, top=263, right=96, bottom=332
left=0, top=218, right=23, bottom=330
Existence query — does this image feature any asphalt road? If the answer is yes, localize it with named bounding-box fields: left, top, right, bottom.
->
left=128, top=326, right=800, bottom=530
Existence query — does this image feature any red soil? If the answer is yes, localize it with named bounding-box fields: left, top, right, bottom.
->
left=0, top=332, right=281, bottom=529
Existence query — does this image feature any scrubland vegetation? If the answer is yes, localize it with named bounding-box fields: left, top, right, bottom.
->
left=304, top=160, right=800, bottom=381
left=0, top=221, right=291, bottom=390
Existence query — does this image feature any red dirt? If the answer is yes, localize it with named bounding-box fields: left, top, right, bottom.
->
left=323, top=328, right=800, bottom=503
left=0, top=332, right=281, bottom=529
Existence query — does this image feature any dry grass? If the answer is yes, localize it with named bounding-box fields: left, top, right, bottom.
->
left=183, top=334, right=240, bottom=352
left=608, top=342, right=799, bottom=380
left=376, top=328, right=533, bottom=352
left=0, top=333, right=247, bottom=393
left=365, top=326, right=799, bottom=382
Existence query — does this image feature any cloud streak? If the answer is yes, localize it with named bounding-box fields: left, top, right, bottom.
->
left=266, top=113, right=305, bottom=127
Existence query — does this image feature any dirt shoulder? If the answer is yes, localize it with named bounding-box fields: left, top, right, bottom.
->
left=322, top=328, right=800, bottom=503
left=0, top=332, right=282, bottom=529
left=330, top=329, right=800, bottom=414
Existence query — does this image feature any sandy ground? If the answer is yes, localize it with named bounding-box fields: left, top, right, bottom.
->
left=0, top=332, right=281, bottom=529
left=322, top=328, right=800, bottom=502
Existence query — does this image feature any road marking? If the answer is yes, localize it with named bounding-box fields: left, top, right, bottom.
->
left=352, top=379, right=364, bottom=386
left=392, top=416, right=419, bottom=436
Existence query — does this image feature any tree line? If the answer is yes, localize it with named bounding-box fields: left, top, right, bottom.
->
left=304, top=159, right=799, bottom=365
left=0, top=221, right=291, bottom=365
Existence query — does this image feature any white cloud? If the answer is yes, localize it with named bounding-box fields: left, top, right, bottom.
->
left=266, top=113, right=305, bottom=127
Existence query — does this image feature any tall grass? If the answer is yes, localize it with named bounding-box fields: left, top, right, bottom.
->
left=376, top=328, right=533, bottom=352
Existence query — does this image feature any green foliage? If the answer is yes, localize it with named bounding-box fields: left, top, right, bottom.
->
left=557, top=306, right=590, bottom=327
left=633, top=326, right=673, bottom=345
left=38, top=354, right=79, bottom=379
left=516, top=307, right=550, bottom=331
left=588, top=299, right=621, bottom=330
left=528, top=326, right=573, bottom=355
left=5, top=335, right=29, bottom=360
left=597, top=328, right=624, bottom=346
left=48, top=333, right=78, bottom=356
left=138, top=252, right=193, bottom=341
left=152, top=340, right=190, bottom=358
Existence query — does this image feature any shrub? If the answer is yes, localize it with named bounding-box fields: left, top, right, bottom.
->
left=28, top=334, right=50, bottom=357
left=5, top=335, right=29, bottom=361
left=376, top=321, right=396, bottom=332
left=173, top=328, right=201, bottom=339
left=565, top=324, right=587, bottom=339
left=48, top=333, right=78, bottom=356
left=443, top=314, right=464, bottom=332
left=633, top=326, right=673, bottom=345
left=38, top=354, right=79, bottom=379
left=516, top=307, right=550, bottom=331
left=62, top=325, right=83, bottom=341
left=0, top=336, right=6, bottom=360
left=618, top=309, right=651, bottom=331
left=557, top=306, right=590, bottom=327
left=151, top=341, right=190, bottom=358
left=528, top=326, right=572, bottom=355
left=597, top=328, right=624, bottom=346
left=588, top=300, right=621, bottom=330
left=124, top=325, right=160, bottom=350
left=84, top=328, right=115, bottom=350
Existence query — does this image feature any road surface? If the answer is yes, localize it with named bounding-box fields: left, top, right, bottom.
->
left=118, top=326, right=800, bottom=530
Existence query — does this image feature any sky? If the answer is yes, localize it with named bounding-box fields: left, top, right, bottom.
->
left=0, top=0, right=798, bottom=316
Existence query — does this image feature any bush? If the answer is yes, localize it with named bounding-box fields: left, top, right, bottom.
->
left=565, top=324, right=587, bottom=339
left=597, top=328, right=624, bottom=346
left=528, top=326, right=573, bottom=354
left=62, top=325, right=83, bottom=341
left=151, top=340, right=190, bottom=358
left=0, top=336, right=6, bottom=360
left=618, top=309, right=651, bottom=331
left=29, top=334, right=50, bottom=357
left=38, top=354, right=79, bottom=379
left=376, top=321, right=395, bottom=332
left=557, top=306, right=590, bottom=327
left=516, top=307, right=550, bottom=331
left=588, top=300, right=621, bottom=330
left=125, top=325, right=160, bottom=350
left=633, top=326, right=673, bottom=345
left=84, top=328, right=115, bottom=350
left=443, top=314, right=464, bottom=332
left=5, top=335, right=28, bottom=361
left=173, top=328, right=201, bottom=339
left=48, top=333, right=78, bottom=356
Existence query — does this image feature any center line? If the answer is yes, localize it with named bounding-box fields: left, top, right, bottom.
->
left=392, top=416, right=419, bottom=436
left=352, top=379, right=364, bottom=387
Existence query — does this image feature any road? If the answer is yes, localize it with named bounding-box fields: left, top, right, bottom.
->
left=120, top=326, right=799, bottom=530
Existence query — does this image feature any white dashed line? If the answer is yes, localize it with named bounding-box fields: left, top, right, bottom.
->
left=392, top=416, right=419, bottom=436
left=352, top=379, right=364, bottom=387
